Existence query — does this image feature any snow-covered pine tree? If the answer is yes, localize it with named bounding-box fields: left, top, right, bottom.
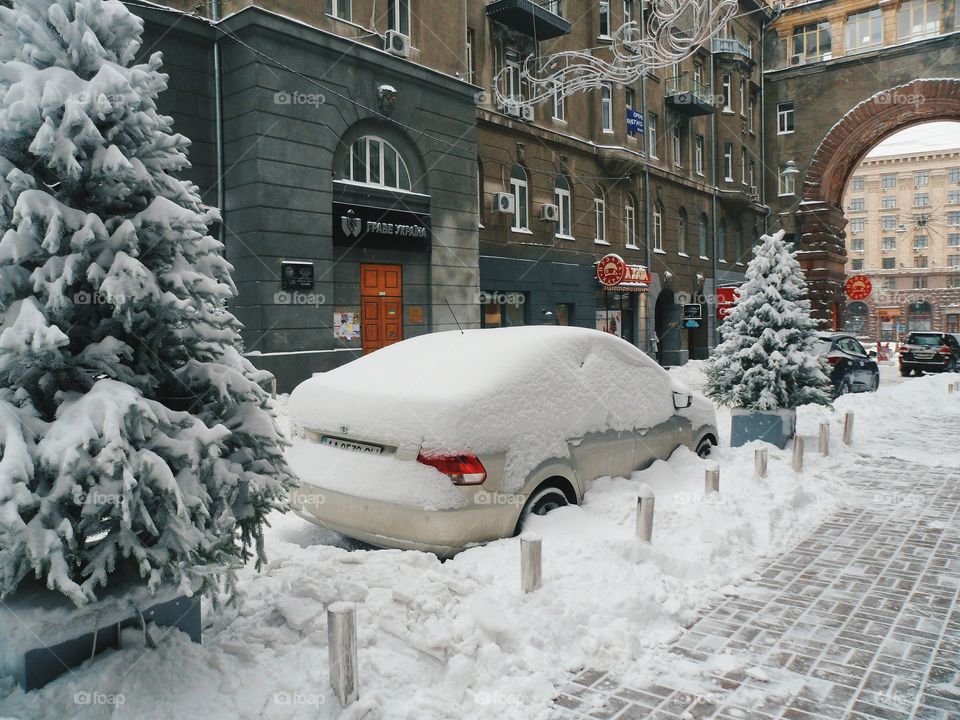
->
left=0, top=0, right=292, bottom=607
left=704, top=230, right=832, bottom=410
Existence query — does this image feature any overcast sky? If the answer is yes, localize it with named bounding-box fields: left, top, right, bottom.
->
left=867, top=121, right=960, bottom=156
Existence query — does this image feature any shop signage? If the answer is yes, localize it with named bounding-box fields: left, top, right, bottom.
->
left=627, top=108, right=644, bottom=136
left=333, top=203, right=430, bottom=246
left=682, top=303, right=702, bottom=320
left=280, top=261, right=314, bottom=290
left=596, top=254, right=650, bottom=291
left=685, top=319, right=701, bottom=329
left=716, top=286, right=738, bottom=320
left=845, top=275, right=872, bottom=300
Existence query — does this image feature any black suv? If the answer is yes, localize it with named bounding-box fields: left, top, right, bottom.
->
left=815, top=332, right=880, bottom=396
left=898, top=332, right=960, bottom=376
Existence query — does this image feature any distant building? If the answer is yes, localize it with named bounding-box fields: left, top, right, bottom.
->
left=841, top=149, right=960, bottom=340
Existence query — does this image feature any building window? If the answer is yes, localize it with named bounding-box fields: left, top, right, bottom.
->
left=740, top=147, right=747, bottom=185
left=594, top=188, right=607, bottom=244
left=723, top=143, right=734, bottom=181
left=778, top=164, right=796, bottom=196
left=915, top=170, right=929, bottom=186
left=623, top=0, right=633, bottom=25
left=914, top=235, right=929, bottom=249
left=882, top=257, right=896, bottom=269
left=327, top=0, right=352, bottom=21
left=652, top=203, right=663, bottom=251
left=502, top=47, right=525, bottom=104
left=601, top=84, right=613, bottom=132
left=950, top=168, right=960, bottom=183
left=882, top=216, right=897, bottom=231
left=648, top=113, right=658, bottom=158
left=845, top=8, right=883, bottom=54
left=388, top=0, right=409, bottom=35
left=851, top=176, right=865, bottom=191
left=748, top=97, right=756, bottom=132
left=511, top=164, right=529, bottom=231
left=721, top=75, right=732, bottom=111
left=882, top=237, right=897, bottom=250
left=914, top=275, right=928, bottom=288
left=949, top=277, right=960, bottom=289
left=948, top=211, right=960, bottom=226
left=850, top=197, right=865, bottom=211
left=477, top=159, right=484, bottom=228
left=914, top=193, right=929, bottom=207
left=625, top=197, right=637, bottom=248
left=718, top=221, right=727, bottom=260
left=897, top=0, right=940, bottom=39
left=777, top=102, right=795, bottom=134
left=792, top=20, right=831, bottom=62
left=948, top=254, right=960, bottom=267
left=695, top=135, right=704, bottom=175
left=555, top=176, right=572, bottom=237
left=915, top=256, right=929, bottom=268
left=738, top=79, right=746, bottom=115
left=599, top=0, right=610, bottom=36
left=678, top=208, right=687, bottom=254
left=553, top=84, right=566, bottom=121
left=466, top=28, right=475, bottom=83
left=625, top=87, right=636, bottom=114
left=882, top=195, right=897, bottom=209
left=673, top=126, right=682, bottom=167
left=851, top=258, right=864, bottom=270
left=482, top=291, right=528, bottom=327
left=749, top=160, right=756, bottom=190
left=342, top=135, right=412, bottom=190
left=850, top=218, right=865, bottom=233
left=948, top=190, right=960, bottom=204
left=851, top=237, right=864, bottom=251
left=949, top=233, right=960, bottom=246
left=699, top=213, right=709, bottom=257
left=882, top=174, right=897, bottom=189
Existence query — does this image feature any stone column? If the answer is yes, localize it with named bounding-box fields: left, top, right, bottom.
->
left=795, top=201, right=848, bottom=329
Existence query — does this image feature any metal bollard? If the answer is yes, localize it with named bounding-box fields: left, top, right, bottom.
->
left=792, top=436, right=804, bottom=472
left=819, top=422, right=830, bottom=456
left=520, top=533, right=542, bottom=593
left=636, top=490, right=655, bottom=543
left=271, top=376, right=277, bottom=400
left=705, top=465, right=720, bottom=495
left=328, top=602, right=359, bottom=707
left=842, top=411, right=854, bottom=446
left=755, top=448, right=768, bottom=478
left=950, top=384, right=955, bottom=395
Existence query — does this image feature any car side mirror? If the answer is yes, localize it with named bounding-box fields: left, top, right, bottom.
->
left=672, top=391, right=693, bottom=410
left=868, top=350, right=877, bottom=358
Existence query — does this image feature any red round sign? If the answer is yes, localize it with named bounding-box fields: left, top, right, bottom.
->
left=596, top=253, right=627, bottom=287
left=845, top=275, right=872, bottom=300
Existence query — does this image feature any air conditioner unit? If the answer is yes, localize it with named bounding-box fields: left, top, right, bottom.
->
left=384, top=30, right=411, bottom=58
left=493, top=192, right=516, bottom=214
left=498, top=103, right=523, bottom=118
left=539, top=203, right=559, bottom=222
left=790, top=54, right=806, bottom=66
left=521, top=105, right=535, bottom=122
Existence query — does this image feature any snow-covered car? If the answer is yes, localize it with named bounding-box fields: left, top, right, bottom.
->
left=287, top=326, right=717, bottom=556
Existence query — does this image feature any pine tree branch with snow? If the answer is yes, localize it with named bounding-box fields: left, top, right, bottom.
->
left=0, top=0, right=293, bottom=607
left=704, top=231, right=833, bottom=411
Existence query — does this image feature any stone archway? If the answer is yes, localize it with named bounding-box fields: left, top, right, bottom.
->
left=793, top=78, right=960, bottom=327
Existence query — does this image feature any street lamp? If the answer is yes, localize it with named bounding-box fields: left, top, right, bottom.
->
left=782, top=160, right=800, bottom=178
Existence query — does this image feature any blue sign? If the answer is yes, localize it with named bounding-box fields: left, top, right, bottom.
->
left=627, top=108, right=644, bottom=136
left=684, top=319, right=701, bottom=329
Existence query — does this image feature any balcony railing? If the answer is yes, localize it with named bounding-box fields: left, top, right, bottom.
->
left=664, top=75, right=714, bottom=117
left=712, top=37, right=752, bottom=60
left=486, top=0, right=571, bottom=40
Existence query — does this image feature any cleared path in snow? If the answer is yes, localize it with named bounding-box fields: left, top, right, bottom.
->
left=553, top=374, right=960, bottom=720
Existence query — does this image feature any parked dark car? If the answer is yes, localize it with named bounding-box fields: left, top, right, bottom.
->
left=898, top=332, right=960, bottom=376
left=814, top=332, right=880, bottom=396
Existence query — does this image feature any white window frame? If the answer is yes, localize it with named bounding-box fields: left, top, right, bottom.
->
left=511, top=165, right=529, bottom=232
left=594, top=189, right=608, bottom=244
left=327, top=0, right=352, bottom=21
left=845, top=8, right=883, bottom=54
left=695, top=135, right=704, bottom=176
left=653, top=203, right=663, bottom=251
left=599, top=0, right=610, bottom=37
left=740, top=147, right=747, bottom=185
left=777, top=102, right=795, bottom=134
left=723, top=143, right=734, bottom=182
left=466, top=28, right=475, bottom=84
left=388, top=0, right=410, bottom=35
left=553, top=84, right=566, bottom=121
left=648, top=113, right=658, bottom=158
left=739, top=79, right=746, bottom=116
left=721, top=75, right=732, bottom=112
left=673, top=126, right=682, bottom=167
left=699, top=214, right=708, bottom=257
left=623, top=0, right=633, bottom=26
left=601, top=84, right=613, bottom=133
left=555, top=177, right=572, bottom=238
left=625, top=200, right=637, bottom=248
left=677, top=210, right=687, bottom=255
left=778, top=164, right=796, bottom=196
left=344, top=135, right=412, bottom=191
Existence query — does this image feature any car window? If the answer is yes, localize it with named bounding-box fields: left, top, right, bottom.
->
left=908, top=334, right=941, bottom=346
left=849, top=339, right=868, bottom=356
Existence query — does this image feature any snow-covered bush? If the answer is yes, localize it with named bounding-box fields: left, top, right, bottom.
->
left=0, top=0, right=292, bottom=606
left=704, top=230, right=832, bottom=410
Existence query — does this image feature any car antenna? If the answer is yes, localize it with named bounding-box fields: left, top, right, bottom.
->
left=444, top=298, right=464, bottom=334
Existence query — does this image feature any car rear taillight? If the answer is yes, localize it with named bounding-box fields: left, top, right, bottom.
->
left=939, top=346, right=952, bottom=355
left=417, top=452, right=487, bottom=485
left=826, top=355, right=843, bottom=366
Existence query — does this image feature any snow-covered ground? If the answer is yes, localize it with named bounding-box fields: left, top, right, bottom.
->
left=1, top=359, right=955, bottom=720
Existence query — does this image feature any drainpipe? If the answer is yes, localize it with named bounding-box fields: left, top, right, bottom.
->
left=710, top=43, right=719, bottom=350
left=759, top=7, right=769, bottom=235
left=212, top=0, right=225, bottom=244
left=639, top=0, right=652, bottom=353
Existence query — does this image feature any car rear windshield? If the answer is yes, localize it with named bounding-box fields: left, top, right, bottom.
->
left=908, top=334, right=943, bottom=346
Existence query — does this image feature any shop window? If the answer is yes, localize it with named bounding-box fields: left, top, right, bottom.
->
left=482, top=292, right=527, bottom=327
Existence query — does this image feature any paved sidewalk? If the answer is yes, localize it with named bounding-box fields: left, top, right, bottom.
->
left=552, top=448, right=960, bottom=720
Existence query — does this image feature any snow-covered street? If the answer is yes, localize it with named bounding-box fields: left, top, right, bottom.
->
left=3, top=361, right=958, bottom=720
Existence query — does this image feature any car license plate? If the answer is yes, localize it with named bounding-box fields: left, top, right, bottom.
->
left=321, top=436, right=383, bottom=455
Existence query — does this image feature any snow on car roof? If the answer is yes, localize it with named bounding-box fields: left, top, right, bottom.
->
left=290, top=326, right=676, bottom=491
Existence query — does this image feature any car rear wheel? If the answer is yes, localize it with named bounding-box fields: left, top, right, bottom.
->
left=871, top=373, right=880, bottom=392
left=835, top=377, right=852, bottom=397
left=516, top=485, right=569, bottom=534
left=899, top=367, right=910, bottom=377
left=695, top=436, right=714, bottom=458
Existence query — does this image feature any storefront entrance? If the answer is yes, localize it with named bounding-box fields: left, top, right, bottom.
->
left=360, top=264, right=403, bottom=354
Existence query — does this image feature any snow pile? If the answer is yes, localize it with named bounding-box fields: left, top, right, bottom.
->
left=705, top=231, right=832, bottom=410
left=291, top=327, right=675, bottom=491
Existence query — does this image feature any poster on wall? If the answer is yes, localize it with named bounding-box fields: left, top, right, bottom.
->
left=333, top=311, right=360, bottom=340
left=596, top=310, right=622, bottom=338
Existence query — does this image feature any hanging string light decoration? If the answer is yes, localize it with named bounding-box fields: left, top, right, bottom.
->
left=493, top=0, right=740, bottom=110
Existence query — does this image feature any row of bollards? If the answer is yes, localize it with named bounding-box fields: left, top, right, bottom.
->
left=950, top=380, right=960, bottom=394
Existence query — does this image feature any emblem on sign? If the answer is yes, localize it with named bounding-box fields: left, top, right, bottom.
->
left=845, top=275, right=872, bottom=300
left=341, top=210, right=362, bottom=238
left=596, top=253, right=627, bottom=287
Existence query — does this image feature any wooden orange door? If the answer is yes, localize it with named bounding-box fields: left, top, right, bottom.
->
left=360, top=264, right=402, bottom=354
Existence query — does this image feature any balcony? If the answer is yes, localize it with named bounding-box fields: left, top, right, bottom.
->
left=712, top=37, right=753, bottom=65
left=665, top=75, right=714, bottom=117
left=486, top=0, right=571, bottom=40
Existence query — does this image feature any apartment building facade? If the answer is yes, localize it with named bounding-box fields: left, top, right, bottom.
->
left=841, top=149, right=960, bottom=340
